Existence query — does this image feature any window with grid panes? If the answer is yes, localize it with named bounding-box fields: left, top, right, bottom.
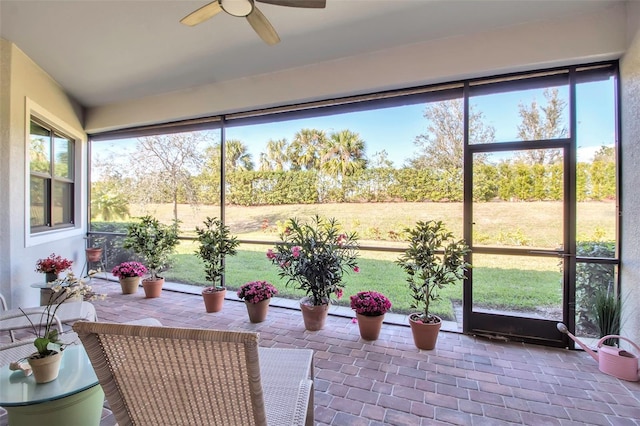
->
left=29, top=118, right=75, bottom=232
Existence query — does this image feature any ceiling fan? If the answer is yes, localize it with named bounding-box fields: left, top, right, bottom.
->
left=180, top=0, right=326, bottom=46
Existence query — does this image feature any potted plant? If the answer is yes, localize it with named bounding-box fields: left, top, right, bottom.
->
left=595, top=290, right=621, bottom=347
left=267, top=215, right=359, bottom=331
left=111, top=261, right=147, bottom=295
left=350, top=290, right=392, bottom=340
left=237, top=280, right=278, bottom=323
left=123, top=216, right=180, bottom=298
left=85, top=236, right=106, bottom=262
left=195, top=217, right=239, bottom=313
left=35, top=253, right=73, bottom=284
left=19, top=271, right=104, bottom=383
left=397, top=220, right=470, bottom=350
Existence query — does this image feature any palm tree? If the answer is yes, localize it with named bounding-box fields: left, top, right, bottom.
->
left=91, top=190, right=129, bottom=221
left=225, top=139, right=254, bottom=171
left=287, top=128, right=326, bottom=171
left=258, top=153, right=271, bottom=171
left=205, top=140, right=254, bottom=172
left=263, top=138, right=289, bottom=171
left=321, top=129, right=367, bottom=178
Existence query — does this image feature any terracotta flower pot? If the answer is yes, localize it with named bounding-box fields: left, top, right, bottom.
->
left=245, top=298, right=270, bottom=323
left=119, top=276, right=141, bottom=294
left=202, top=287, right=226, bottom=313
left=85, top=247, right=103, bottom=262
left=356, top=313, right=385, bottom=340
left=300, top=297, right=329, bottom=331
left=142, top=277, right=164, bottom=298
left=28, top=350, right=62, bottom=384
left=409, top=314, right=442, bottom=350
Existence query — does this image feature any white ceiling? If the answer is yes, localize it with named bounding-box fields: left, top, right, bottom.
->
left=0, top=0, right=625, bottom=108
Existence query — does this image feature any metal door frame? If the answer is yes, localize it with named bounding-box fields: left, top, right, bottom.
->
left=461, top=76, right=577, bottom=348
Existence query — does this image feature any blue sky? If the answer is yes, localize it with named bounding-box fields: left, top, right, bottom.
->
left=94, top=78, right=615, bottom=169
left=224, top=79, right=615, bottom=167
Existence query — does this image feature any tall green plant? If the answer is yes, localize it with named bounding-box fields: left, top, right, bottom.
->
left=195, top=217, right=239, bottom=289
left=123, top=216, right=180, bottom=280
left=397, top=220, right=470, bottom=323
left=595, top=291, right=621, bottom=346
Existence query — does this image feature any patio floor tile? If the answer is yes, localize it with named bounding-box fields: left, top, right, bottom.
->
left=3, top=279, right=639, bottom=425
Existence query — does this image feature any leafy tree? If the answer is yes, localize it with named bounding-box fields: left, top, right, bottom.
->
left=91, top=188, right=129, bottom=221
left=287, top=128, right=326, bottom=171
left=132, top=132, right=212, bottom=222
left=548, top=163, right=563, bottom=201
left=29, top=136, right=49, bottom=173
left=369, top=150, right=394, bottom=169
left=516, top=88, right=567, bottom=164
left=91, top=159, right=133, bottom=220
left=411, top=99, right=494, bottom=171
left=473, top=164, right=499, bottom=201
left=593, top=145, right=614, bottom=162
left=590, top=145, right=616, bottom=200
left=497, top=162, right=516, bottom=201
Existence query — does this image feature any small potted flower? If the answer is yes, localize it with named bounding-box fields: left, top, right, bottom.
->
left=35, top=253, right=73, bottom=283
left=237, top=280, right=278, bottom=323
left=267, top=215, right=359, bottom=331
left=350, top=291, right=392, bottom=340
left=111, top=261, right=147, bottom=294
left=19, top=270, right=105, bottom=383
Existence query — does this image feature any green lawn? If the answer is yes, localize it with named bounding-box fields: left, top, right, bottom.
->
left=164, top=241, right=562, bottom=320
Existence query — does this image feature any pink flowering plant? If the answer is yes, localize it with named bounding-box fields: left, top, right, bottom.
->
left=267, top=215, right=359, bottom=306
left=111, top=261, right=147, bottom=279
left=350, top=291, right=392, bottom=317
left=237, top=281, right=278, bottom=304
left=35, top=253, right=73, bottom=275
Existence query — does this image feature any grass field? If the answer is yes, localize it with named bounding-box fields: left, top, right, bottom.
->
left=116, top=201, right=617, bottom=319
left=130, top=200, right=616, bottom=247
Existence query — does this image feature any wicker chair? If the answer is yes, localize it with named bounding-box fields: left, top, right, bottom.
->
left=73, top=322, right=314, bottom=426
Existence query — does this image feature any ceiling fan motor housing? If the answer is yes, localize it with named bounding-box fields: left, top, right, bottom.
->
left=219, top=0, right=254, bottom=17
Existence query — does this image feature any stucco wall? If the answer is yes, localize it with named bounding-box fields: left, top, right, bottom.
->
left=619, top=1, right=640, bottom=349
left=0, top=40, right=87, bottom=308
left=0, top=39, right=11, bottom=307
left=85, top=2, right=627, bottom=133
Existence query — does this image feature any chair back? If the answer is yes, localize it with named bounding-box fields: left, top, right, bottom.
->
left=73, top=321, right=267, bottom=426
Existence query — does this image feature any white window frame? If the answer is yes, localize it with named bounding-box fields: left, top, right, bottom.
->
left=25, top=98, right=87, bottom=247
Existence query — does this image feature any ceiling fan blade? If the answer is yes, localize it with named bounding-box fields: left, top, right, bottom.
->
left=180, top=1, right=223, bottom=26
left=257, top=0, right=326, bottom=8
left=246, top=6, right=280, bottom=45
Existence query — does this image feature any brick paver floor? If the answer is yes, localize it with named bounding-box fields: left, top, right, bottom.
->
left=4, top=279, right=640, bottom=425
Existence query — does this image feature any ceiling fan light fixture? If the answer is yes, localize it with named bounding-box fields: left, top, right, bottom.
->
left=219, top=0, right=254, bottom=17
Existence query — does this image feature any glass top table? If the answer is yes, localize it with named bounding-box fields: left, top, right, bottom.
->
left=0, top=345, right=99, bottom=406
